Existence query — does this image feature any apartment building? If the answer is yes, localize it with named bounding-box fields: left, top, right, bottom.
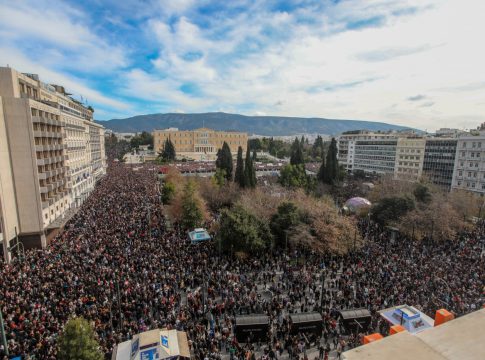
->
left=422, top=139, right=458, bottom=191
left=337, top=131, right=398, bottom=172
left=451, top=133, right=485, bottom=194
left=353, top=139, right=398, bottom=175
left=0, top=67, right=106, bottom=261
left=153, top=128, right=248, bottom=160
left=394, top=138, right=426, bottom=181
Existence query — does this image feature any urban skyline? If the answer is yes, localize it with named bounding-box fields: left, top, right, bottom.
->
left=0, top=0, right=484, bottom=131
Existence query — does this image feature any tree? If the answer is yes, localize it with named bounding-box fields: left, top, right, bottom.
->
left=323, top=137, right=339, bottom=184
left=371, top=196, right=415, bottom=225
left=279, top=164, right=309, bottom=189
left=181, top=180, right=203, bottom=229
left=130, top=131, right=153, bottom=149
left=248, top=138, right=262, bottom=151
left=244, top=143, right=256, bottom=188
left=57, top=317, right=103, bottom=360
left=161, top=138, right=176, bottom=162
left=234, top=146, right=245, bottom=187
left=215, top=142, right=233, bottom=180
left=312, top=135, right=325, bottom=159
left=399, top=194, right=468, bottom=241
left=212, top=168, right=227, bottom=187
left=252, top=150, right=257, bottom=162
left=290, top=137, right=304, bottom=165
left=413, top=183, right=432, bottom=204
left=317, top=154, right=325, bottom=183
left=270, top=202, right=301, bottom=248
left=217, top=205, right=272, bottom=253
left=161, top=182, right=176, bottom=204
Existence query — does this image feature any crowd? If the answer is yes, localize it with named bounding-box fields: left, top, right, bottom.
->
left=0, top=163, right=484, bottom=359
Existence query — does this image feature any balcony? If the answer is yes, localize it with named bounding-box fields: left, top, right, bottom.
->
left=32, top=116, right=63, bottom=127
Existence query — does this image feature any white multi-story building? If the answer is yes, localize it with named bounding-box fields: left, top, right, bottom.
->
left=0, top=67, right=106, bottom=261
left=451, top=132, right=485, bottom=194
left=337, top=131, right=398, bottom=172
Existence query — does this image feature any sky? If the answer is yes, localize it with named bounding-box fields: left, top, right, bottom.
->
left=0, top=0, right=484, bottom=131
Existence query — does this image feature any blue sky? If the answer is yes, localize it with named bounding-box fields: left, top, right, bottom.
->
left=0, top=0, right=484, bottom=130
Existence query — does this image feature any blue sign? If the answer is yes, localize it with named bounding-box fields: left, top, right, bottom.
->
left=140, top=348, right=157, bottom=360
left=161, top=335, right=169, bottom=348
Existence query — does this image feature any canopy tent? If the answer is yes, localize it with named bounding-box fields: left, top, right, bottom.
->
left=188, top=228, right=211, bottom=244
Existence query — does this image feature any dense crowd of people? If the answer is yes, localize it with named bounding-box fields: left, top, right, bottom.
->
left=0, top=163, right=484, bottom=359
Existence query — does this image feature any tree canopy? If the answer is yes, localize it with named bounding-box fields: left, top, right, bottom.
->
left=243, top=143, right=256, bottom=188
left=279, top=164, right=309, bottom=189
left=180, top=180, right=204, bottom=230
left=217, top=205, right=272, bottom=253
left=160, top=138, right=176, bottom=162
left=234, top=146, right=245, bottom=187
left=215, top=142, right=233, bottom=181
left=290, top=137, right=304, bottom=165
left=57, top=317, right=103, bottom=360
left=130, top=131, right=153, bottom=149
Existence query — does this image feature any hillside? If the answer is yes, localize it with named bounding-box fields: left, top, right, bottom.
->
left=99, top=112, right=414, bottom=136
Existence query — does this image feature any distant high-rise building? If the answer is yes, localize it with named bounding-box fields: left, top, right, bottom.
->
left=422, top=138, right=458, bottom=191
left=0, top=67, right=106, bottom=261
left=337, top=131, right=398, bottom=172
left=451, top=132, right=485, bottom=194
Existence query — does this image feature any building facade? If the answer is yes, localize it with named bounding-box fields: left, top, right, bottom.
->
left=337, top=131, right=398, bottom=172
left=451, top=133, right=485, bottom=194
left=153, top=128, right=248, bottom=160
left=0, top=67, right=106, bottom=261
left=394, top=138, right=426, bottom=181
left=422, top=138, right=458, bottom=191
left=353, top=139, right=398, bottom=175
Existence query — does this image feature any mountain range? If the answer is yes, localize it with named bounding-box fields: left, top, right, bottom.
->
left=99, top=112, right=414, bottom=136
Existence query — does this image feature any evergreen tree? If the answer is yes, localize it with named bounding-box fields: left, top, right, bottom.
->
left=324, top=137, right=339, bottom=184
left=244, top=143, right=256, bottom=188
left=234, top=146, right=245, bottom=187
left=57, top=317, right=103, bottom=360
left=252, top=150, right=257, bottom=162
left=161, top=138, right=176, bottom=162
left=215, top=142, right=233, bottom=181
left=317, top=153, right=326, bottom=183
left=268, top=137, right=276, bottom=156
left=181, top=180, right=203, bottom=229
left=312, top=135, right=325, bottom=159
left=290, top=137, right=304, bottom=165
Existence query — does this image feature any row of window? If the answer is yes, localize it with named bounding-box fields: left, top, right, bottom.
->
left=456, top=181, right=485, bottom=190
left=398, top=155, right=421, bottom=160
left=461, top=141, right=482, bottom=148
left=398, top=162, right=420, bottom=167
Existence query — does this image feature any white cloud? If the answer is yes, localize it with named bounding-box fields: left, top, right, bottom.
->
left=0, top=0, right=128, bottom=71
left=133, top=0, right=485, bottom=130
left=0, top=47, right=130, bottom=111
